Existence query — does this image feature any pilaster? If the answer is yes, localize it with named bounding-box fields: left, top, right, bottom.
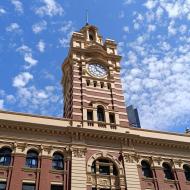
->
left=123, top=153, right=141, bottom=190
left=71, top=147, right=86, bottom=190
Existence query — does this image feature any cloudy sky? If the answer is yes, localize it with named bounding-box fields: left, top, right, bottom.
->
left=0, top=0, right=190, bottom=133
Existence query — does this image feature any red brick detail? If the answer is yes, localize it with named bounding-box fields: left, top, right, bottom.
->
left=153, top=167, right=166, bottom=190
left=9, top=154, right=25, bottom=190
left=175, top=169, right=190, bottom=190
left=137, top=166, right=157, bottom=190
left=38, top=157, right=51, bottom=190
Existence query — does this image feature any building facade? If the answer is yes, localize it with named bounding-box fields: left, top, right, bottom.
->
left=0, top=24, right=190, bottom=190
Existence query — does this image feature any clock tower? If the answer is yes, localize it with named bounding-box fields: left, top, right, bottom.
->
left=61, top=24, right=129, bottom=129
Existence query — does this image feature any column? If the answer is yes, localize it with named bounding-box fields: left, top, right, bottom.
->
left=152, top=157, right=166, bottom=190
left=123, top=153, right=141, bottom=190
left=71, top=147, right=86, bottom=190
left=9, top=152, right=25, bottom=190
left=173, top=160, right=187, bottom=190
left=38, top=155, right=51, bottom=190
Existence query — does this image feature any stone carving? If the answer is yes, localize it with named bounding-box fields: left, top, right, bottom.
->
left=72, top=148, right=86, bottom=158
left=173, top=159, right=182, bottom=168
left=152, top=156, right=162, bottom=166
left=124, top=153, right=140, bottom=163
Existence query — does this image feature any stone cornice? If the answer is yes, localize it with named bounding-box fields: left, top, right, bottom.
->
left=0, top=110, right=190, bottom=151
left=71, top=46, right=121, bottom=61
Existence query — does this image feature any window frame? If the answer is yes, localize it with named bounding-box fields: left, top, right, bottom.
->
left=183, top=164, right=190, bottom=181
left=97, top=106, right=105, bottom=122
left=51, top=184, right=63, bottom=190
left=22, top=183, right=35, bottom=190
left=52, top=152, right=64, bottom=170
left=0, top=182, right=6, bottom=190
left=141, top=160, right=153, bottom=178
left=25, top=150, right=38, bottom=168
left=0, top=147, right=12, bottom=166
left=162, top=162, right=174, bottom=180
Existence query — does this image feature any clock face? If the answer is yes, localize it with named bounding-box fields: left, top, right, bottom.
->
left=88, top=63, right=107, bottom=78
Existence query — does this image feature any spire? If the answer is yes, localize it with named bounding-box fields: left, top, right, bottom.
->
left=86, top=9, right=89, bottom=25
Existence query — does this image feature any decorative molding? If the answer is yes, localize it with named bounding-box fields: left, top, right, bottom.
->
left=72, top=148, right=86, bottom=158
left=124, top=153, right=141, bottom=163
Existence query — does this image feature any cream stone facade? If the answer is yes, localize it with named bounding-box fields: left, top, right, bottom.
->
left=0, top=24, right=190, bottom=190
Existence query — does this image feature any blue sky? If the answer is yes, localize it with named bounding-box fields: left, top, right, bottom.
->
left=0, top=0, right=190, bottom=133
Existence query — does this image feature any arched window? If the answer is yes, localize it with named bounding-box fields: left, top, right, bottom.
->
left=90, top=157, right=121, bottom=189
left=97, top=106, right=105, bottom=122
left=184, top=164, right=190, bottom=181
left=26, top=150, right=38, bottom=168
left=0, top=147, right=12, bottom=166
left=91, top=158, right=118, bottom=176
left=141, top=160, right=153, bottom=178
left=163, top=162, right=174, bottom=180
left=52, top=153, right=64, bottom=170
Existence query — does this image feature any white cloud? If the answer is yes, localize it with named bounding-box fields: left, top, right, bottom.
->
left=37, top=40, right=45, bottom=52
left=35, top=0, right=64, bottom=17
left=16, top=45, right=31, bottom=55
left=59, top=38, right=69, bottom=48
left=14, top=85, right=62, bottom=116
left=13, top=72, right=33, bottom=88
left=24, top=55, right=38, bottom=69
left=123, top=26, right=129, bottom=32
left=159, top=1, right=190, bottom=19
left=163, top=2, right=181, bottom=18
left=124, top=0, right=134, bottom=5
left=11, top=0, right=23, bottom=13
left=6, top=23, right=22, bottom=33
left=32, top=20, right=47, bottom=34
left=144, top=0, right=158, bottom=9
left=133, top=22, right=140, bottom=30
left=0, top=8, right=6, bottom=15
left=179, top=25, right=187, bottom=34
left=59, top=30, right=73, bottom=48
left=16, top=45, right=38, bottom=69
left=0, top=100, right=4, bottom=109
left=59, top=21, right=73, bottom=33
left=6, top=95, right=16, bottom=104
left=147, top=24, right=156, bottom=32
left=168, top=20, right=176, bottom=36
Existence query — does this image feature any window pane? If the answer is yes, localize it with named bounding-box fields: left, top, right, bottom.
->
left=87, top=111, right=93, bottom=120
left=0, top=182, right=6, bottom=190
left=51, top=184, right=63, bottom=190
left=184, top=165, right=190, bottom=181
left=52, top=153, right=64, bottom=170
left=163, top=163, right=174, bottom=180
left=0, top=148, right=12, bottom=166
left=99, top=165, right=110, bottom=175
left=26, top=150, right=38, bottom=168
left=109, top=113, right=115, bottom=123
left=22, top=183, right=35, bottom=190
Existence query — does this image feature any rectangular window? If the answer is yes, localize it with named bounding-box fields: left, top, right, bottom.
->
left=86, top=80, right=90, bottom=86
left=109, top=113, right=115, bottom=123
left=107, top=83, right=111, bottom=90
left=99, top=165, right=110, bottom=175
left=22, top=183, right=35, bottom=190
left=100, top=82, right=104, bottom=88
left=87, top=110, right=93, bottom=121
left=0, top=182, right=6, bottom=190
left=93, top=81, right=97, bottom=87
left=51, top=184, right=63, bottom=190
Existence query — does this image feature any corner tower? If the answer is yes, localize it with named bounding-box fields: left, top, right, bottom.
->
left=61, top=24, right=129, bottom=128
